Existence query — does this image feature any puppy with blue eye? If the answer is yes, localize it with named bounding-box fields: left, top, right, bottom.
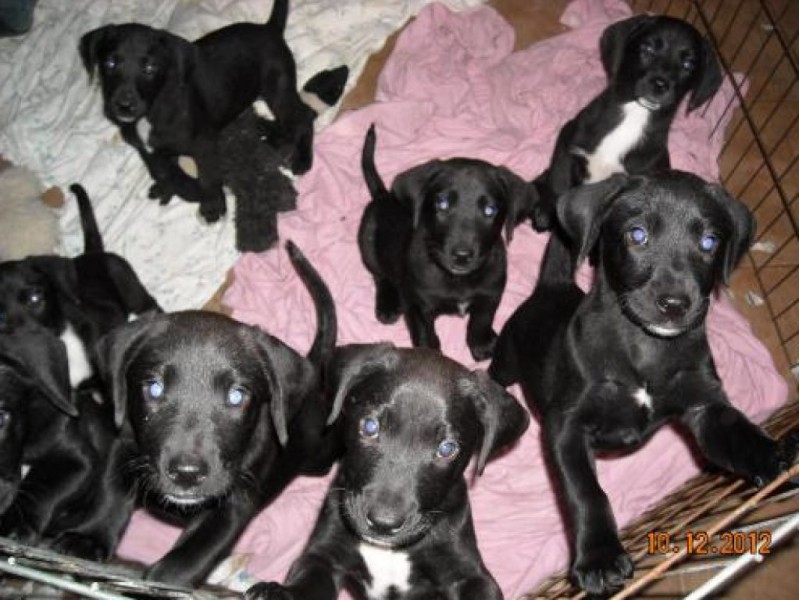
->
left=358, top=125, right=536, bottom=361
left=490, top=172, right=796, bottom=597
left=49, top=242, right=342, bottom=588
left=246, top=344, right=529, bottom=600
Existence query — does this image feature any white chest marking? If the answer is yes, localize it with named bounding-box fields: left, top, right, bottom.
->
left=252, top=99, right=276, bottom=121
left=136, top=117, right=154, bottom=154
left=576, top=102, right=650, bottom=183
left=359, top=543, right=411, bottom=599
left=60, top=325, right=93, bottom=388
left=457, top=301, right=470, bottom=316
left=633, top=387, right=653, bottom=410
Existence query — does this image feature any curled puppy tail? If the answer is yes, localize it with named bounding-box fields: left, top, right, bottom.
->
left=70, top=183, right=104, bottom=254
left=267, top=0, right=289, bottom=32
left=286, top=240, right=337, bottom=366
left=361, top=124, right=388, bottom=199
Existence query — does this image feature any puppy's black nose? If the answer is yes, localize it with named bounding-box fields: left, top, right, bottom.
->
left=365, top=507, right=406, bottom=535
left=650, top=76, right=669, bottom=96
left=656, top=294, right=690, bottom=318
left=451, top=247, right=475, bottom=265
left=166, top=455, right=209, bottom=488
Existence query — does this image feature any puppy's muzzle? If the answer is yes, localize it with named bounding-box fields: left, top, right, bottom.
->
left=655, top=293, right=690, bottom=319
left=638, top=75, right=672, bottom=111
left=437, top=245, right=484, bottom=276
left=166, top=454, right=209, bottom=489
left=110, top=90, right=143, bottom=123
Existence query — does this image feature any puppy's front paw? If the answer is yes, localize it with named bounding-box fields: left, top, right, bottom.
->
left=245, top=582, right=295, bottom=600
left=572, top=541, right=633, bottom=597
left=375, top=282, right=401, bottom=324
left=50, top=532, right=108, bottom=562
left=0, top=516, right=38, bottom=545
left=199, top=193, right=227, bottom=224
left=468, top=330, right=497, bottom=362
left=148, top=182, right=174, bottom=205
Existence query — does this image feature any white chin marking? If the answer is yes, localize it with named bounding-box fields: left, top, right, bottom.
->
left=164, top=494, right=205, bottom=507
left=645, top=324, right=683, bottom=337
left=637, top=98, right=660, bottom=111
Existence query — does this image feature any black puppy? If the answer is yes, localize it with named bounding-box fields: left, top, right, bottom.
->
left=0, top=327, right=116, bottom=545
left=490, top=172, right=795, bottom=596
left=246, top=344, right=529, bottom=600
left=52, top=242, right=340, bottom=587
left=0, top=184, right=161, bottom=392
left=80, top=0, right=316, bottom=223
left=358, top=125, right=536, bottom=361
left=532, top=15, right=723, bottom=231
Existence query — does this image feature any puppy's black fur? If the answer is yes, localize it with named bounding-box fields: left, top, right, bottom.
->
left=490, top=172, right=795, bottom=596
left=532, top=15, right=723, bottom=231
left=246, top=344, right=529, bottom=600
left=358, top=125, right=536, bottom=361
left=0, top=327, right=116, bottom=546
left=0, top=184, right=161, bottom=391
left=80, top=0, right=316, bottom=223
left=52, top=242, right=340, bottom=587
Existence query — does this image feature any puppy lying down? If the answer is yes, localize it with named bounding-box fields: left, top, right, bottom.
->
left=246, top=344, right=529, bottom=600
left=52, top=242, right=341, bottom=587
left=491, top=172, right=796, bottom=596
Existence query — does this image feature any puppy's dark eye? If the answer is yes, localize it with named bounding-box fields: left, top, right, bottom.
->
left=103, top=56, right=118, bottom=71
left=24, top=287, right=44, bottom=307
left=435, top=194, right=451, bottom=211
left=482, top=202, right=498, bottom=218
left=226, top=386, right=248, bottom=408
left=436, top=440, right=459, bottom=460
left=640, top=42, right=656, bottom=58
left=142, top=61, right=159, bottom=76
left=143, top=378, right=165, bottom=401
left=681, top=57, right=696, bottom=72
left=359, top=417, right=380, bottom=439
left=699, top=233, right=718, bottom=252
left=0, top=410, right=10, bottom=429
left=625, top=226, right=648, bottom=246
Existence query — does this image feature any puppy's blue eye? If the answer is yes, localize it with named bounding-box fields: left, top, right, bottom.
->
left=145, top=379, right=164, bottom=400
left=103, top=57, right=117, bottom=71
left=142, top=62, right=158, bottom=76
left=0, top=410, right=10, bottom=429
left=360, top=417, right=380, bottom=438
left=626, top=226, right=648, bottom=246
left=483, top=203, right=498, bottom=218
left=682, top=58, right=696, bottom=71
left=699, top=234, right=718, bottom=252
left=436, top=440, right=460, bottom=460
left=435, top=195, right=451, bottom=211
left=25, top=288, right=43, bottom=306
left=227, top=386, right=247, bottom=407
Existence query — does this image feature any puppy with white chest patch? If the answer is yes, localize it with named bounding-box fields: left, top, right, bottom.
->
left=358, top=125, right=536, bottom=361
left=490, top=172, right=796, bottom=597
left=0, top=184, right=161, bottom=392
left=532, top=14, right=723, bottom=231
left=246, top=344, right=529, bottom=600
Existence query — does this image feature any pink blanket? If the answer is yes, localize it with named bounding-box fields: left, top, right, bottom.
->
left=117, top=1, right=788, bottom=596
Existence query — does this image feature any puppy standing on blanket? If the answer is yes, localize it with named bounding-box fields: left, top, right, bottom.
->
left=358, top=125, right=536, bottom=361
left=246, top=344, right=529, bottom=600
left=490, top=173, right=796, bottom=597
left=80, top=0, right=316, bottom=223
left=0, top=184, right=161, bottom=393
left=532, top=14, right=723, bottom=231
left=51, top=242, right=341, bottom=587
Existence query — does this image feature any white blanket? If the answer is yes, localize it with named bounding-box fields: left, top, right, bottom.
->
left=0, top=0, right=483, bottom=310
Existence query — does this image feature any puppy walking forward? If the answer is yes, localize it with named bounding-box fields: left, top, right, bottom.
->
left=51, top=241, right=341, bottom=587
left=491, top=173, right=796, bottom=597
left=247, top=344, right=529, bottom=600
left=358, top=125, right=535, bottom=360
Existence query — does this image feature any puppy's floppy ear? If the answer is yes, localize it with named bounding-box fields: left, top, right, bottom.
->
left=94, top=316, right=160, bottom=429
left=557, top=173, right=638, bottom=269
left=494, top=167, right=538, bottom=243
left=79, top=25, right=116, bottom=79
left=392, top=161, right=444, bottom=229
left=703, top=183, right=755, bottom=284
left=26, top=256, right=81, bottom=307
left=245, top=325, right=315, bottom=447
left=0, top=328, right=74, bottom=417
left=687, top=37, right=723, bottom=112
left=325, top=343, right=400, bottom=426
left=600, top=15, right=654, bottom=79
left=462, top=370, right=529, bottom=475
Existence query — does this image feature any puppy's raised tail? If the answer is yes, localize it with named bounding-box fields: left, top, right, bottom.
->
left=286, top=240, right=337, bottom=366
left=70, top=183, right=104, bottom=254
left=267, top=0, right=289, bottom=32
left=362, top=124, right=388, bottom=199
